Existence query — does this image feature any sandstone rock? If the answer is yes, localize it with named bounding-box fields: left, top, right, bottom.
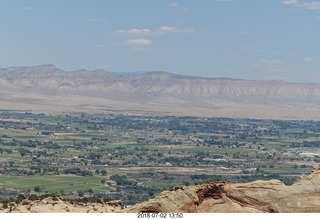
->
left=0, top=197, right=121, bottom=213
left=124, top=167, right=320, bottom=213
left=21, top=200, right=31, bottom=205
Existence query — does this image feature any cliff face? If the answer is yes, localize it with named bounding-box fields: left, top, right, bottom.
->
left=2, top=65, right=320, bottom=102
left=124, top=167, right=320, bottom=213
left=2, top=65, right=320, bottom=119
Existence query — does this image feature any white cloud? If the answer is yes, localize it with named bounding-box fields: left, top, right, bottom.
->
left=24, top=6, right=33, bottom=11
left=114, top=26, right=194, bottom=49
left=290, top=52, right=299, bottom=57
left=239, top=31, right=248, bottom=36
left=260, top=59, right=282, bottom=65
left=167, top=2, right=189, bottom=13
left=303, top=56, right=313, bottom=62
left=159, top=26, right=176, bottom=32
left=123, top=38, right=152, bottom=46
left=132, top=47, right=148, bottom=52
left=113, top=28, right=150, bottom=37
left=128, top=28, right=151, bottom=35
left=182, top=7, right=190, bottom=13
left=96, top=43, right=107, bottom=48
left=158, top=26, right=194, bottom=33
left=242, top=46, right=253, bottom=51
left=88, top=18, right=107, bottom=23
left=168, top=2, right=179, bottom=7
left=113, top=29, right=125, bottom=35
left=254, top=59, right=294, bottom=72
left=254, top=59, right=282, bottom=71
left=299, top=2, right=320, bottom=10
left=113, top=26, right=194, bottom=37
left=241, top=46, right=263, bottom=53
left=282, top=0, right=320, bottom=11
left=282, top=0, right=298, bottom=5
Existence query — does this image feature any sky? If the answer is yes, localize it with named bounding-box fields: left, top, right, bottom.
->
left=0, top=0, right=320, bottom=82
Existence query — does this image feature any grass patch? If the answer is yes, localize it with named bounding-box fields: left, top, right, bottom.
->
left=0, top=175, right=112, bottom=194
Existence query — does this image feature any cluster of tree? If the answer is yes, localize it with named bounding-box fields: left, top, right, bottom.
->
left=3, top=139, right=61, bottom=149
left=0, top=148, right=13, bottom=154
left=110, top=174, right=135, bottom=186
left=191, top=174, right=223, bottom=182
left=63, top=196, right=111, bottom=204
left=63, top=168, right=93, bottom=176
left=76, top=188, right=94, bottom=197
left=125, top=192, right=150, bottom=204
left=161, top=156, right=194, bottom=166
left=155, top=138, right=181, bottom=145
left=18, top=148, right=32, bottom=156
left=95, top=169, right=107, bottom=175
left=0, top=193, right=59, bottom=209
left=87, top=152, right=102, bottom=159
left=233, top=173, right=295, bottom=186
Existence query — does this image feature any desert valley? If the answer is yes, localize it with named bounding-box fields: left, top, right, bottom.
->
left=1, top=66, right=320, bottom=213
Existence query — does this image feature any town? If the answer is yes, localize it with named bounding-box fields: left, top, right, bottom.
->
left=0, top=110, right=319, bottom=205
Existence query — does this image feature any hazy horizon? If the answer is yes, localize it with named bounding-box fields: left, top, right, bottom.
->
left=0, top=64, right=305, bottom=83
left=1, top=0, right=320, bottom=83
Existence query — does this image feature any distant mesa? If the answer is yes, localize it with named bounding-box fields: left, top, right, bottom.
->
left=1, top=65, right=320, bottom=120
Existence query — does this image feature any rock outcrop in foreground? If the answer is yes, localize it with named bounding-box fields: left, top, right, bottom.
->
left=2, top=167, right=320, bottom=213
left=124, top=167, right=320, bottom=213
left=0, top=198, right=122, bottom=213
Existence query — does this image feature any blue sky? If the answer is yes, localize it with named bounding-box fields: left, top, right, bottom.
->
left=0, top=0, right=320, bottom=82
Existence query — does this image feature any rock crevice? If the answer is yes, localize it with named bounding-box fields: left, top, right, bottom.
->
left=124, top=167, right=320, bottom=213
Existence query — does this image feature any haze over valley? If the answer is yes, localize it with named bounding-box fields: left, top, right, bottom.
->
left=2, top=0, right=320, bottom=214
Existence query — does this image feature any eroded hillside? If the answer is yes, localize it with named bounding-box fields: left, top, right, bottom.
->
left=2, top=65, right=320, bottom=119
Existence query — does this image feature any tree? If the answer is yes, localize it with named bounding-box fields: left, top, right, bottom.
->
left=34, top=186, right=41, bottom=193
left=183, top=181, right=190, bottom=186
left=77, top=190, right=85, bottom=197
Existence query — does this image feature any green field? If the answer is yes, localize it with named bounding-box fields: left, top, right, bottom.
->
left=0, top=175, right=112, bottom=194
left=1, top=111, right=320, bottom=205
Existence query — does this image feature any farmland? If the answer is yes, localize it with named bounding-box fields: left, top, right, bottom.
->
left=0, top=110, right=319, bottom=205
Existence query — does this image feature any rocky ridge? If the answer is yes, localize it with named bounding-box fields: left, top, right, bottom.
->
left=1, top=65, right=320, bottom=119
left=123, top=166, right=320, bottom=213
left=0, top=197, right=122, bottom=213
